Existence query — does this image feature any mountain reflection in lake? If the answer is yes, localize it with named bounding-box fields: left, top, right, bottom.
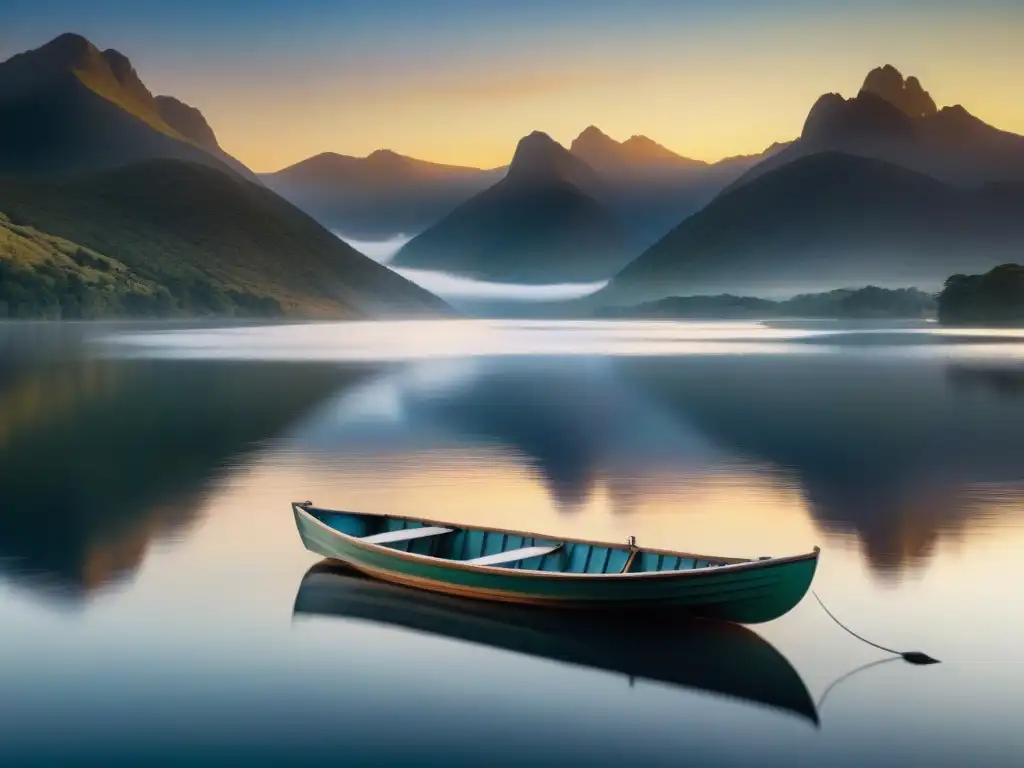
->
left=1, top=320, right=1023, bottom=766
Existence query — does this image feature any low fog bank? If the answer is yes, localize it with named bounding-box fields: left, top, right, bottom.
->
left=334, top=233, right=412, bottom=265
left=336, top=232, right=609, bottom=311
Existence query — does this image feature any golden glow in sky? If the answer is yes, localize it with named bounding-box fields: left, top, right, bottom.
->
left=7, top=2, right=1024, bottom=171
left=218, top=20, right=1024, bottom=170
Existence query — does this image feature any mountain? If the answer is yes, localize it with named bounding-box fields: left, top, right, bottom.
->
left=569, top=126, right=786, bottom=246
left=268, top=127, right=780, bottom=247
left=154, top=95, right=220, bottom=150
left=262, top=150, right=501, bottom=239
left=861, top=64, right=937, bottom=118
left=0, top=33, right=254, bottom=180
left=390, top=132, right=634, bottom=283
left=0, top=159, right=450, bottom=318
left=596, top=152, right=1024, bottom=305
left=570, top=126, right=705, bottom=170
left=729, top=65, right=1024, bottom=191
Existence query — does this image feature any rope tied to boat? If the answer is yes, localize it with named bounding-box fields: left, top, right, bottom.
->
left=812, top=590, right=939, bottom=665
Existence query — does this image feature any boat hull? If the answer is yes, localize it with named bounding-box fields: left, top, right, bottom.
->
left=294, top=506, right=818, bottom=623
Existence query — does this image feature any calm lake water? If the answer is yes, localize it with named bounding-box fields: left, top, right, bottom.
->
left=2, top=319, right=1023, bottom=766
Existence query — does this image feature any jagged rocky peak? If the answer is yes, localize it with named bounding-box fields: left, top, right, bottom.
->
left=0, top=32, right=102, bottom=81
left=801, top=87, right=914, bottom=142
left=101, top=49, right=149, bottom=93
left=860, top=65, right=937, bottom=118
left=501, top=131, right=598, bottom=190
left=0, top=32, right=159, bottom=113
left=155, top=95, right=219, bottom=149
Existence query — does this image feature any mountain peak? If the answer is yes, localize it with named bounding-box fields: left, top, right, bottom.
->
left=578, top=125, right=610, bottom=139
left=0, top=33, right=166, bottom=129
left=803, top=92, right=846, bottom=130
left=571, top=126, right=699, bottom=169
left=518, top=130, right=560, bottom=148
left=622, top=134, right=704, bottom=166
left=0, top=32, right=102, bottom=83
left=929, top=104, right=993, bottom=140
left=569, top=125, right=620, bottom=159
left=100, top=47, right=157, bottom=106
left=509, top=131, right=563, bottom=170
left=574, top=125, right=615, bottom=145
left=801, top=90, right=913, bottom=142
left=101, top=49, right=139, bottom=87
left=860, top=64, right=937, bottom=118
left=367, top=148, right=404, bottom=163
left=154, top=95, right=219, bottom=149
left=506, top=131, right=600, bottom=191
left=394, top=129, right=631, bottom=282
left=37, top=32, right=95, bottom=60
left=0, top=32, right=257, bottom=181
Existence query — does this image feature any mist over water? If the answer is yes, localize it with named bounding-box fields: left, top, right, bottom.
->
left=388, top=269, right=609, bottom=301
left=336, top=232, right=609, bottom=302
left=336, top=233, right=411, bottom=264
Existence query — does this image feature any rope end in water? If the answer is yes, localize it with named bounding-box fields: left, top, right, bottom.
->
left=812, top=590, right=939, bottom=665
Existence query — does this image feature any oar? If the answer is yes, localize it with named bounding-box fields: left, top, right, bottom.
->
left=812, top=591, right=940, bottom=665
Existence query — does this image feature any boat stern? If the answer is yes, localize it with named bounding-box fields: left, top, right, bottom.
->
left=694, top=548, right=820, bottom=624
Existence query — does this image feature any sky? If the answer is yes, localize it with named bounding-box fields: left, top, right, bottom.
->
left=5, top=0, right=1024, bottom=171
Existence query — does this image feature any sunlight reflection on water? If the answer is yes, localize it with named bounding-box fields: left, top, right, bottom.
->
left=4, top=320, right=1024, bottom=765
left=99, top=319, right=1024, bottom=363
left=100, top=320, right=832, bottom=361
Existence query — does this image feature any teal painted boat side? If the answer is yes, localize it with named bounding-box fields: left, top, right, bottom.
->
left=292, top=505, right=818, bottom=623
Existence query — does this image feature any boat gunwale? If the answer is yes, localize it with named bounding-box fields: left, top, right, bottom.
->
left=293, top=503, right=820, bottom=581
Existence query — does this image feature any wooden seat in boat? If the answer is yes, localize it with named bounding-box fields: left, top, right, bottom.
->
left=293, top=502, right=822, bottom=622
left=361, top=526, right=453, bottom=545
left=465, top=544, right=562, bottom=567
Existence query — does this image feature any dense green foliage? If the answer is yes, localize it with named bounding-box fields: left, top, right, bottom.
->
left=600, top=286, right=936, bottom=320
left=938, top=264, right=1024, bottom=326
left=0, top=160, right=448, bottom=319
left=599, top=294, right=775, bottom=319
left=0, top=212, right=281, bottom=319
left=783, top=286, right=936, bottom=318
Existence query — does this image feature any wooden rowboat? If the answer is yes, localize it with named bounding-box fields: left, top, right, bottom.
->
left=292, top=501, right=819, bottom=624
left=294, top=561, right=819, bottom=724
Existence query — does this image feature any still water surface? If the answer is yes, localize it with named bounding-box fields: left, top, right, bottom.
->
left=1, top=320, right=1023, bottom=766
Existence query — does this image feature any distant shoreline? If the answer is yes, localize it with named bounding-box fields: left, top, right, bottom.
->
left=596, top=286, right=938, bottom=321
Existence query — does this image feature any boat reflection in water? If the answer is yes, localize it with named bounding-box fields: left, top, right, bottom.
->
left=292, top=561, right=818, bottom=726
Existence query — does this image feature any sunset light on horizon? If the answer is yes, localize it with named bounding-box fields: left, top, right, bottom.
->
left=6, top=0, right=1024, bottom=170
